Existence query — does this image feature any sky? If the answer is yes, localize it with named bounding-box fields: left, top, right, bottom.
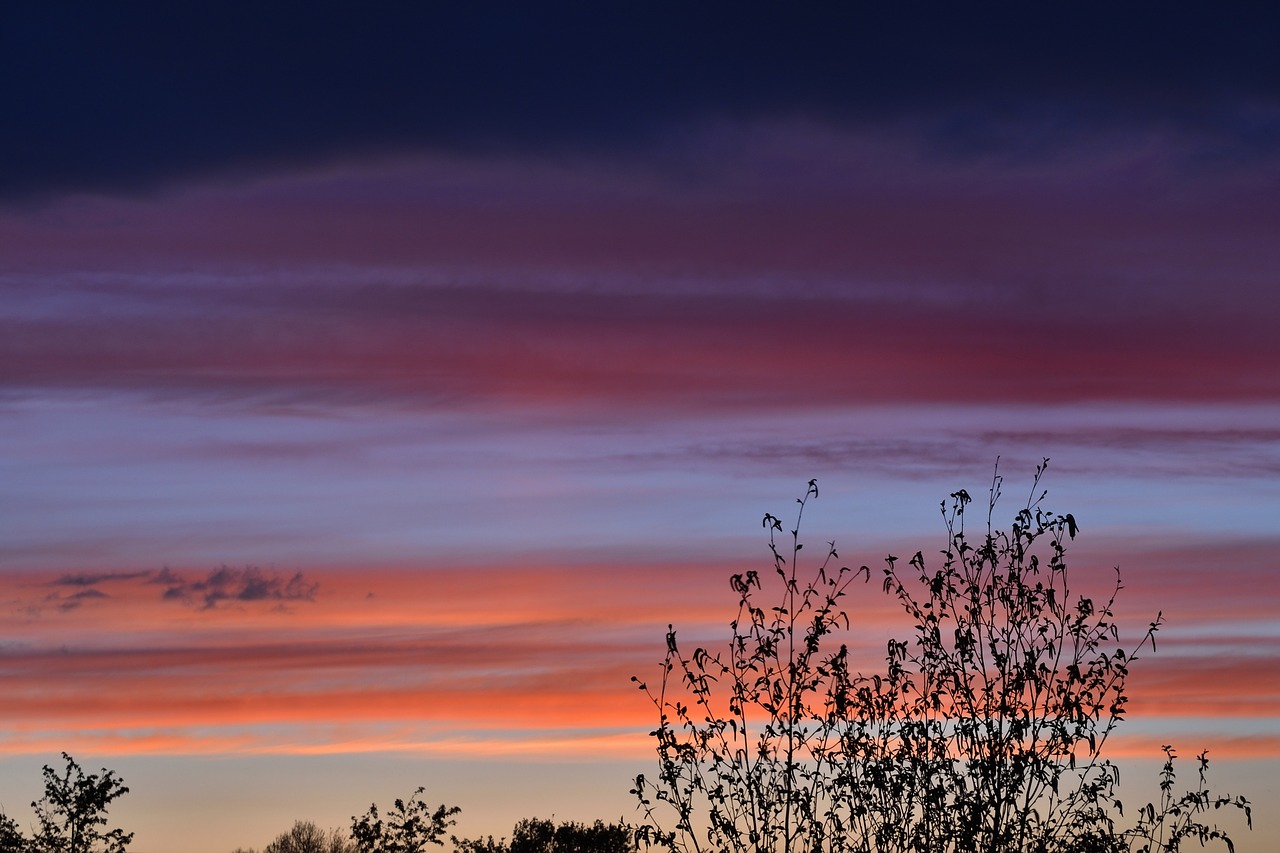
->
left=1, top=4, right=1278, bottom=851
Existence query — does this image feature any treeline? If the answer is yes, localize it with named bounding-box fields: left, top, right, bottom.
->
left=237, top=815, right=633, bottom=853
left=0, top=755, right=630, bottom=853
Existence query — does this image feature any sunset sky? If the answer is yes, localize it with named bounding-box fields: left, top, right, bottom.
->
left=1, top=5, right=1278, bottom=851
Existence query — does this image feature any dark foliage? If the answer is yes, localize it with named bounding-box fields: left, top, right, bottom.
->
left=0, top=815, right=26, bottom=853
left=352, top=788, right=460, bottom=853
left=633, top=463, right=1252, bottom=853
left=454, top=818, right=634, bottom=853
left=261, top=820, right=356, bottom=853
left=0, top=753, right=133, bottom=853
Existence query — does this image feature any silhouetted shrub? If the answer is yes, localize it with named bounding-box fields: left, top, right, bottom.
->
left=633, top=463, right=1252, bottom=853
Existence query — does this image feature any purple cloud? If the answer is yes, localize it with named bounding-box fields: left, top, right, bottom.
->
left=152, top=566, right=319, bottom=610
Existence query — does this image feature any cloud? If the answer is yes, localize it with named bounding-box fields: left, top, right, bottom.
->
left=3, top=262, right=1278, bottom=414
left=30, top=572, right=143, bottom=613
left=8, top=568, right=322, bottom=615
left=45, top=587, right=111, bottom=613
left=2, top=6, right=1278, bottom=198
left=51, top=571, right=152, bottom=587
left=0, top=550, right=1275, bottom=763
left=151, top=566, right=319, bottom=610
left=1, top=119, right=1277, bottom=416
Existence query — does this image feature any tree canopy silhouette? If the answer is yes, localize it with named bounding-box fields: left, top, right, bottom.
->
left=0, top=753, right=133, bottom=853
left=258, top=820, right=355, bottom=853
left=632, top=462, right=1252, bottom=853
left=454, top=818, right=634, bottom=853
left=351, top=787, right=459, bottom=853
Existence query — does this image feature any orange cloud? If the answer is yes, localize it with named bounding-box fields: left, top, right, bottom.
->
left=1, top=545, right=1275, bottom=761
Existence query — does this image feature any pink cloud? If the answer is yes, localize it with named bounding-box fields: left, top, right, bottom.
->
left=1, top=123, right=1277, bottom=415
left=2, top=274, right=1276, bottom=413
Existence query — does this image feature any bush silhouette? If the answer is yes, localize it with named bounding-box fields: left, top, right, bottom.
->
left=632, top=463, right=1252, bottom=853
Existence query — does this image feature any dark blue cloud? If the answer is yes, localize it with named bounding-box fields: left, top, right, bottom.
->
left=151, top=565, right=319, bottom=610
left=3, top=3, right=1278, bottom=198
left=52, top=571, right=152, bottom=587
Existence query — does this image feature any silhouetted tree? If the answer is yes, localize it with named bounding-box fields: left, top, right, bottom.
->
left=23, top=753, right=133, bottom=853
left=0, top=754, right=136, bottom=853
left=633, top=464, right=1252, bottom=853
left=0, top=813, right=27, bottom=853
left=451, top=837, right=505, bottom=853
left=262, top=821, right=355, bottom=853
left=454, top=819, right=634, bottom=853
left=352, top=788, right=459, bottom=853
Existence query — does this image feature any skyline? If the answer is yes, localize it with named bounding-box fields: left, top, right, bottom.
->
left=2, top=5, right=1278, bottom=851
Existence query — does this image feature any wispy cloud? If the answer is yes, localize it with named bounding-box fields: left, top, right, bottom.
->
left=152, top=566, right=319, bottom=610
left=0, top=544, right=1275, bottom=758
left=51, top=570, right=152, bottom=587
left=43, top=587, right=112, bottom=613
left=10, top=567, right=322, bottom=614
left=3, top=268, right=1277, bottom=411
